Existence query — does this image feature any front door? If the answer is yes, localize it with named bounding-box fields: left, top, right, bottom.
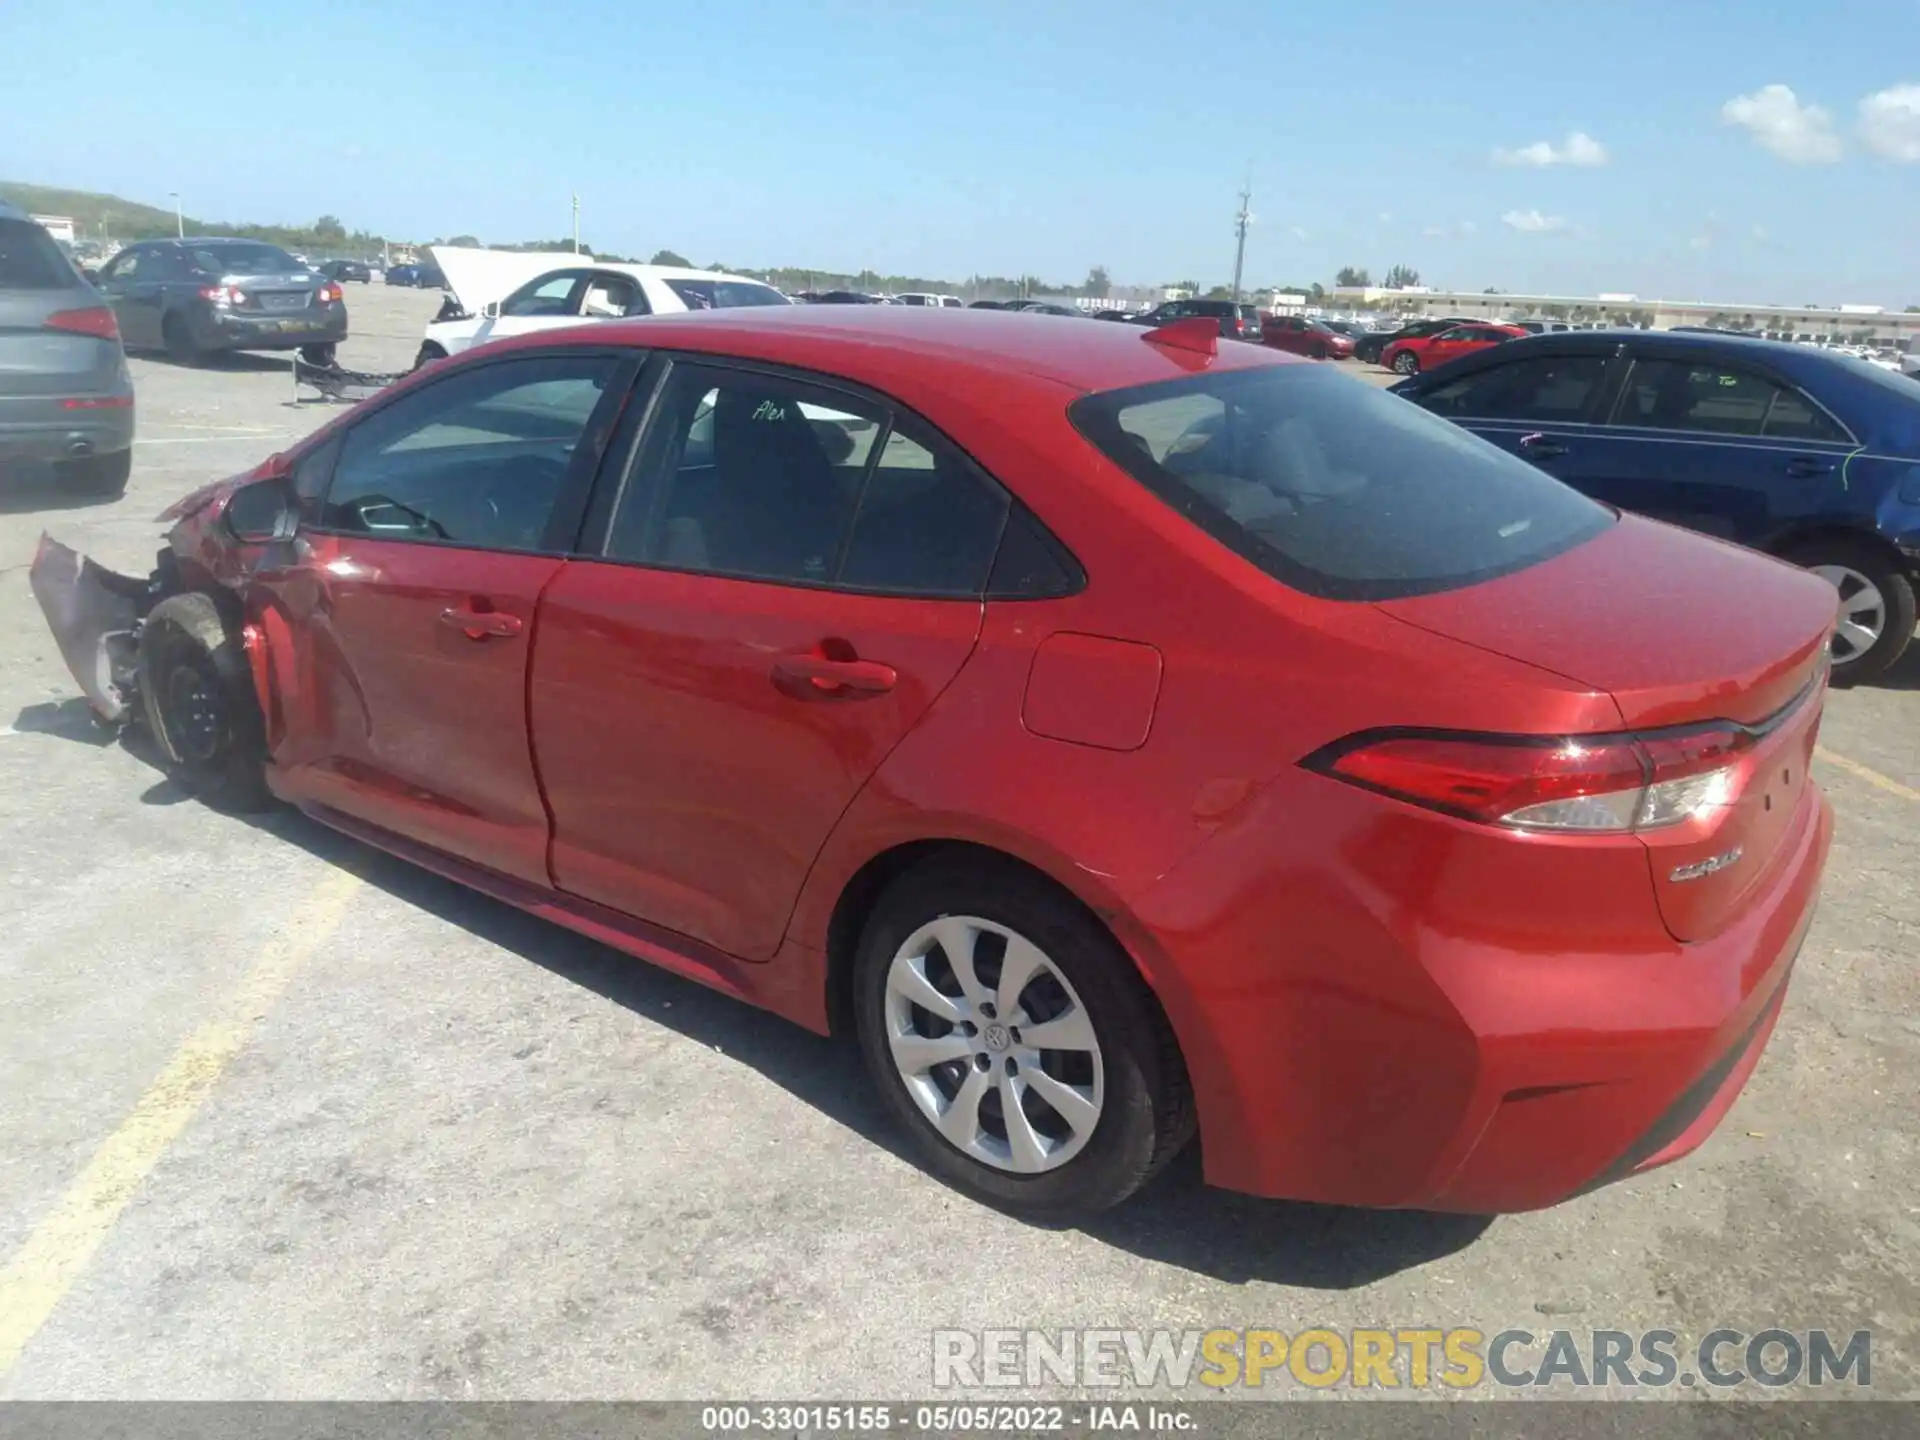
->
left=531, top=359, right=1011, bottom=959
left=95, top=246, right=163, bottom=350
left=262, top=349, right=630, bottom=883
left=469, top=269, right=592, bottom=350
left=1410, top=347, right=1619, bottom=487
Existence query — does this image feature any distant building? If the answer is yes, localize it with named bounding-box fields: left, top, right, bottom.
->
left=32, top=214, right=76, bottom=244
left=1365, top=288, right=1920, bottom=348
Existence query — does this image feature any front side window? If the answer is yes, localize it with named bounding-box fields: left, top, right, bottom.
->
left=607, top=364, right=1007, bottom=594
left=1417, top=354, right=1611, bottom=423
left=1071, top=365, right=1612, bottom=602
left=1610, top=358, right=1814, bottom=437
left=319, top=354, right=619, bottom=550
left=500, top=272, right=586, bottom=318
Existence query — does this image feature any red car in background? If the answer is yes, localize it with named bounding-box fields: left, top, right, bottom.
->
left=1260, top=314, right=1356, bottom=360
left=1382, top=321, right=1525, bottom=375
left=33, top=308, right=1834, bottom=1218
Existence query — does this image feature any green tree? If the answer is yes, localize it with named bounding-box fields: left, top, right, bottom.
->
left=1204, top=284, right=1234, bottom=300
left=1335, top=265, right=1370, bottom=288
left=1383, top=264, right=1420, bottom=289
left=314, top=215, right=347, bottom=242
left=1083, top=265, right=1111, bottom=299
left=1307, top=282, right=1326, bottom=302
left=444, top=234, right=480, bottom=248
left=650, top=248, right=691, bottom=267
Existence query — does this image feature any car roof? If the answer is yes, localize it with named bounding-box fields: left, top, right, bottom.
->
left=499, top=302, right=1292, bottom=395
left=590, top=262, right=773, bottom=285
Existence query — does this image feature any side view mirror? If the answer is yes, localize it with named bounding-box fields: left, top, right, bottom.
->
left=224, top=476, right=297, bottom=543
left=481, top=300, right=501, bottom=320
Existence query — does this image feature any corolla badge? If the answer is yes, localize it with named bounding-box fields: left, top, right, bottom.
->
left=1671, top=847, right=1744, bottom=883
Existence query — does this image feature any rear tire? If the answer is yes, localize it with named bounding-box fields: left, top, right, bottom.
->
left=162, top=314, right=201, bottom=366
left=56, top=448, right=131, bottom=499
left=298, top=342, right=338, bottom=367
left=1312, top=342, right=1328, bottom=360
left=138, top=592, right=272, bottom=812
left=1391, top=350, right=1420, bottom=375
left=413, top=341, right=448, bottom=371
left=1783, top=538, right=1916, bottom=684
left=852, top=855, right=1194, bottom=1216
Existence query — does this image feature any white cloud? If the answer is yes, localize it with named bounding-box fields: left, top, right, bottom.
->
left=1501, top=209, right=1568, bottom=233
left=1492, top=131, right=1609, bottom=167
left=1720, top=84, right=1843, bottom=163
left=1689, top=234, right=1712, bottom=251
left=1858, top=83, right=1920, bottom=160
left=1751, top=223, right=1770, bottom=243
left=1420, top=220, right=1479, bottom=239
left=1289, top=225, right=1309, bottom=241
left=1377, top=211, right=1392, bottom=223
left=1460, top=220, right=1477, bottom=235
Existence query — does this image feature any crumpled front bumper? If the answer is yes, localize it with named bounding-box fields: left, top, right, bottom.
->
left=28, top=534, right=149, bottom=724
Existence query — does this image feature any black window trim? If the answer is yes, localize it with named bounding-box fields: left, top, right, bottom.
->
left=1604, top=347, right=1858, bottom=447
left=298, top=346, right=644, bottom=558
left=573, top=350, right=1085, bottom=601
left=1408, top=341, right=1628, bottom=428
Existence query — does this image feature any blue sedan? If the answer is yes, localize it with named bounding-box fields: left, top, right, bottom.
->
left=1391, top=331, right=1920, bottom=681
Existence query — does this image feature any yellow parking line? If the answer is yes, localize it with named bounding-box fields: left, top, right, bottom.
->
left=0, top=866, right=362, bottom=1376
left=1815, top=746, right=1920, bottom=804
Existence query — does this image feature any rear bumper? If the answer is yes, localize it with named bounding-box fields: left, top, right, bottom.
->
left=0, top=388, right=136, bottom=466
left=185, top=305, right=348, bottom=353
left=1134, top=774, right=1833, bottom=1213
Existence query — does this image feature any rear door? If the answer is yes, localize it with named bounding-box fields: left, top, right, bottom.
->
left=262, top=348, right=633, bottom=883
left=1581, top=350, right=1859, bottom=543
left=470, top=270, right=592, bottom=349
left=1405, top=343, right=1621, bottom=477
left=530, top=358, right=1009, bottom=959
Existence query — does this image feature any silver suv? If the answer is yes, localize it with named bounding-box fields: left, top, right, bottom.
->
left=0, top=201, right=135, bottom=497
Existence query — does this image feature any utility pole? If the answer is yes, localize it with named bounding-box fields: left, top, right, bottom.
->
left=169, top=192, right=183, bottom=238
left=571, top=193, right=580, bottom=254
left=1230, top=184, right=1253, bottom=304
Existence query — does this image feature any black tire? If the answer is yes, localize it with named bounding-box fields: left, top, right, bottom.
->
left=1312, top=342, right=1328, bottom=361
left=298, top=342, right=338, bottom=367
left=413, top=341, right=448, bottom=371
left=1782, top=537, right=1917, bottom=684
left=1391, top=350, right=1420, bottom=375
left=162, top=313, right=201, bottom=366
left=138, top=592, right=272, bottom=812
left=852, top=855, right=1194, bottom=1216
left=55, top=448, right=131, bottom=499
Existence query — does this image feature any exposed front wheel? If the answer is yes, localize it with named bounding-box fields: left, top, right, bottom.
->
left=853, top=857, right=1193, bottom=1216
left=138, top=592, right=272, bottom=812
left=413, top=341, right=448, bottom=371
left=1391, top=350, right=1420, bottom=375
left=1786, top=539, right=1916, bottom=683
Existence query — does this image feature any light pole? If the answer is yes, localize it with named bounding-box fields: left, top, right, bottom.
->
left=1230, top=185, right=1253, bottom=304
left=571, top=193, right=580, bottom=254
left=168, top=192, right=183, bottom=238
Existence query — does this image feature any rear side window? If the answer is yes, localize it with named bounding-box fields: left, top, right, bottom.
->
left=0, top=218, right=78, bottom=289
left=1070, top=365, right=1612, bottom=602
left=1609, top=358, right=1838, bottom=439
left=662, top=278, right=789, bottom=310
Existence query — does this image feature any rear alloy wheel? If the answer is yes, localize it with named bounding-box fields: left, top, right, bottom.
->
left=1391, top=350, right=1420, bottom=375
left=55, top=448, right=131, bottom=499
left=1788, top=539, right=1916, bottom=683
left=854, top=858, right=1193, bottom=1215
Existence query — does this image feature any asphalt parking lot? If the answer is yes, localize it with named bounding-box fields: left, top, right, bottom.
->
left=1, top=284, right=1917, bottom=1402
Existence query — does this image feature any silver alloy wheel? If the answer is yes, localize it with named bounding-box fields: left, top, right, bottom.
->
left=883, top=914, right=1105, bottom=1174
left=1808, top=564, right=1887, bottom=664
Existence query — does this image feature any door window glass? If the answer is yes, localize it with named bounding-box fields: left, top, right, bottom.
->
left=1761, top=387, right=1848, bottom=443
left=1417, top=354, right=1611, bottom=422
left=838, top=425, right=1009, bottom=595
left=581, top=274, right=646, bottom=317
left=319, top=355, right=618, bottom=549
left=500, top=272, right=585, bottom=317
left=1612, top=359, right=1778, bottom=436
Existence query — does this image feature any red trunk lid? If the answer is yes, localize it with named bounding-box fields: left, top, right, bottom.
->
left=1377, top=514, right=1837, bottom=941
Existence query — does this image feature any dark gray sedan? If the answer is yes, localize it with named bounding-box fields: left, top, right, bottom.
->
left=93, top=237, right=347, bottom=365
left=0, top=201, right=134, bottom=497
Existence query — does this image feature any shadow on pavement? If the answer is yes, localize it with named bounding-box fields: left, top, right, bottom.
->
left=13, top=703, right=1494, bottom=1287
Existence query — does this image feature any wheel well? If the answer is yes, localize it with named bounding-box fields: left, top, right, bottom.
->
left=1767, top=522, right=1905, bottom=568
left=821, top=838, right=1153, bottom=1041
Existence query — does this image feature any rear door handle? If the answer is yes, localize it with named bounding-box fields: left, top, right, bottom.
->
left=440, top=606, right=523, bottom=640
left=773, top=653, right=897, bottom=695
left=1518, top=432, right=1568, bottom=460
left=1785, top=457, right=1835, bottom=478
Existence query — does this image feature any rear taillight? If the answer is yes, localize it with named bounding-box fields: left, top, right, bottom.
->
left=317, top=283, right=342, bottom=304
left=199, top=285, right=246, bottom=306
left=1309, top=726, right=1756, bottom=833
left=43, top=306, right=120, bottom=341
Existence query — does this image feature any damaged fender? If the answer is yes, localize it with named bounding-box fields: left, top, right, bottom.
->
left=28, top=534, right=147, bottom=724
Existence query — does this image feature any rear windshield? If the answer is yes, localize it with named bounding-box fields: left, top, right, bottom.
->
left=0, top=218, right=80, bottom=290
left=191, top=242, right=299, bottom=274
left=1070, top=364, right=1613, bottom=601
left=663, top=278, right=789, bottom=310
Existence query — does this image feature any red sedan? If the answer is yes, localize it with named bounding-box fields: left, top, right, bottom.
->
left=34, top=308, right=1835, bottom=1216
left=1381, top=321, right=1525, bottom=375
left=1259, top=314, right=1356, bottom=360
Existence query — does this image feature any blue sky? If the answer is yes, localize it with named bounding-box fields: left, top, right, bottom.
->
left=5, top=0, right=1918, bottom=303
